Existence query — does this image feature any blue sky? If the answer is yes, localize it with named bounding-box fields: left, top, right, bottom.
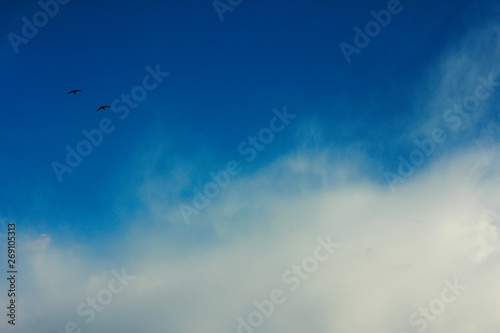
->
left=0, top=0, right=494, bottom=240
left=1, top=1, right=500, bottom=332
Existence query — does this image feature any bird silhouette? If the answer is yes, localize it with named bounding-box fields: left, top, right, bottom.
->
left=97, top=106, right=110, bottom=112
left=68, top=90, right=81, bottom=94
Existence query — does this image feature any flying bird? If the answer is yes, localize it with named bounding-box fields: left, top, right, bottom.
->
left=68, top=90, right=81, bottom=94
left=97, top=106, right=110, bottom=112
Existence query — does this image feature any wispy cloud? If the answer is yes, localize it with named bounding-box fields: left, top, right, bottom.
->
left=3, top=7, right=500, bottom=333
left=3, top=142, right=500, bottom=332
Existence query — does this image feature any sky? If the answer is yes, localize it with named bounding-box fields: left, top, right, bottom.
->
left=1, top=0, right=500, bottom=332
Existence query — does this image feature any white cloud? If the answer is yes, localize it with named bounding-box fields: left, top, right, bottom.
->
left=3, top=15, right=500, bottom=333
left=3, top=143, right=500, bottom=333
left=408, top=22, right=500, bottom=143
